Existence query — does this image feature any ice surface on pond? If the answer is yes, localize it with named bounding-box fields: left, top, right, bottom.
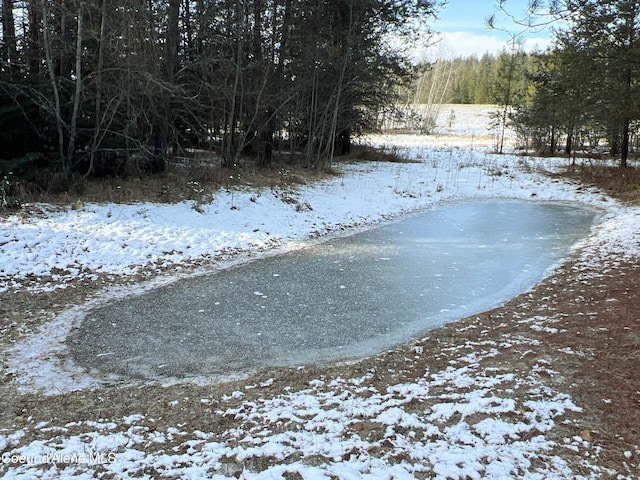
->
left=68, top=200, right=596, bottom=380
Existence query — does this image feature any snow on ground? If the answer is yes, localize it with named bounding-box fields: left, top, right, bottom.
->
left=2, top=133, right=640, bottom=479
left=1, top=136, right=636, bottom=294
left=0, top=352, right=598, bottom=479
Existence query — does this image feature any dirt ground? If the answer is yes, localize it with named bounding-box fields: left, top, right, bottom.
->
left=0, top=163, right=639, bottom=477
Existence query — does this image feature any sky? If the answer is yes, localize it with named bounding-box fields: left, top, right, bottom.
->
left=429, top=0, right=554, bottom=58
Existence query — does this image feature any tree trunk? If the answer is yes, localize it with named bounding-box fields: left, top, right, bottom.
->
left=40, top=0, right=66, bottom=168
left=610, top=131, right=619, bottom=156
left=323, top=2, right=353, bottom=166
left=67, top=2, right=83, bottom=169
left=620, top=120, right=630, bottom=168
left=565, top=126, right=573, bottom=155
left=1, top=0, right=19, bottom=78
left=152, top=0, right=180, bottom=173
left=335, top=128, right=351, bottom=156
left=224, top=35, right=242, bottom=167
left=58, top=0, right=75, bottom=81
left=27, top=0, right=41, bottom=75
left=89, top=0, right=109, bottom=175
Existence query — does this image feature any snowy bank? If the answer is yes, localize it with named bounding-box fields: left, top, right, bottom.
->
left=1, top=137, right=634, bottom=294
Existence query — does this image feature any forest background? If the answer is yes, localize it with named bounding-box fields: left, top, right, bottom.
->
left=1, top=0, right=639, bottom=199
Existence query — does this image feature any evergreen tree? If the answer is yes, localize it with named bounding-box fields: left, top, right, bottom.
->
left=0, top=0, right=442, bottom=181
left=509, top=0, right=640, bottom=165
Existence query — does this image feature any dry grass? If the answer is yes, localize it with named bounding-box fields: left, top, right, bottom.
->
left=12, top=161, right=331, bottom=208
left=345, top=144, right=421, bottom=164
left=543, top=157, right=640, bottom=204
left=2, top=145, right=408, bottom=213
left=0, top=145, right=416, bottom=215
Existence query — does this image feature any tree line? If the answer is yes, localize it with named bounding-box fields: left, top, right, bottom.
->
left=512, top=0, right=640, bottom=167
left=410, top=51, right=532, bottom=106
left=410, top=1, right=640, bottom=166
left=404, top=50, right=530, bottom=151
left=0, top=0, right=437, bottom=181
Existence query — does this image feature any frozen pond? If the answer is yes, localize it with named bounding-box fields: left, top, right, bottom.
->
left=69, top=200, right=596, bottom=380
